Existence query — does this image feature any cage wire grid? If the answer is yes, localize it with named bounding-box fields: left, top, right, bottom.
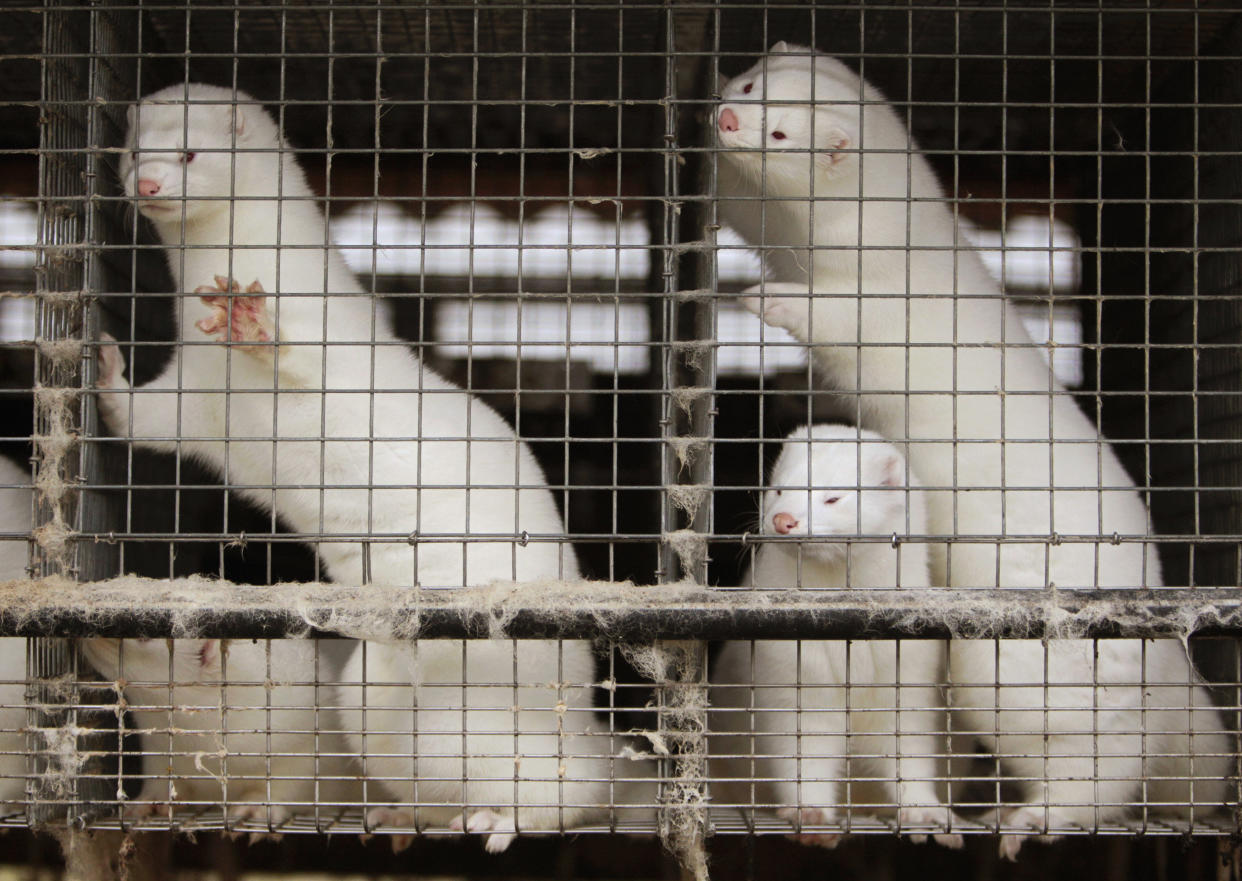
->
left=0, top=0, right=1237, bottom=878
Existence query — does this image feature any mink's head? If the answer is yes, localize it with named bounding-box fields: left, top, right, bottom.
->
left=760, top=423, right=916, bottom=565
left=715, top=43, right=885, bottom=188
left=119, top=84, right=283, bottom=225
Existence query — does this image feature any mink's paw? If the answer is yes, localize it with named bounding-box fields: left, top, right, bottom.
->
left=451, top=809, right=518, bottom=854
left=365, top=806, right=417, bottom=853
left=94, top=331, right=131, bottom=433
left=195, top=275, right=275, bottom=355
left=227, top=801, right=291, bottom=844
left=776, top=806, right=841, bottom=849
left=121, top=799, right=170, bottom=822
left=95, top=332, right=127, bottom=391
left=898, top=805, right=964, bottom=849
left=739, top=283, right=813, bottom=334
left=997, top=807, right=1060, bottom=861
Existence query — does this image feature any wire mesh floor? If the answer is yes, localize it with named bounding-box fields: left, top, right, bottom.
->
left=8, top=806, right=1225, bottom=839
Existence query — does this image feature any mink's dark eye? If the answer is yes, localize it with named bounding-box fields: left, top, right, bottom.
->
left=775, top=489, right=782, bottom=496
left=824, top=496, right=841, bottom=505
left=743, top=82, right=753, bottom=94
left=771, top=131, right=787, bottom=140
left=182, top=152, right=196, bottom=163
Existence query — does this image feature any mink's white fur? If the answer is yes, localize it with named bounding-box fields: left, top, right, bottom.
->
left=715, top=46, right=1230, bottom=857
left=715, top=45, right=1156, bottom=591
left=79, top=637, right=358, bottom=832
left=95, top=83, right=642, bottom=849
left=712, top=425, right=961, bottom=849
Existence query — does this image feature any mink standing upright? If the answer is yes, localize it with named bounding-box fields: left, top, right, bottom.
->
left=713, top=45, right=1229, bottom=857
left=95, top=83, right=640, bottom=849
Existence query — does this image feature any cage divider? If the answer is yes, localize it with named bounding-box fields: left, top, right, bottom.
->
left=32, top=0, right=107, bottom=833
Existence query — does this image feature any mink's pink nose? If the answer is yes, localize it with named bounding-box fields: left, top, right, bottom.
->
left=718, top=108, right=739, bottom=133
left=137, top=179, right=161, bottom=198
left=773, top=512, right=797, bottom=534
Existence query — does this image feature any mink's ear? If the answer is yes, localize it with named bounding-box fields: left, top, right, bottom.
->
left=125, top=103, right=136, bottom=132
left=197, top=639, right=220, bottom=670
left=878, top=453, right=905, bottom=488
left=230, top=102, right=247, bottom=138
left=770, top=40, right=790, bottom=54
left=717, top=71, right=730, bottom=94
left=815, top=126, right=853, bottom=167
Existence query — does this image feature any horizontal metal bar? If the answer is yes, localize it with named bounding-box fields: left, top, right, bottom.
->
left=47, top=806, right=1238, bottom=840
left=4, top=579, right=1242, bottom=641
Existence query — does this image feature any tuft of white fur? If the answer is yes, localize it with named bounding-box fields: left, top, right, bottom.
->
left=97, top=83, right=648, bottom=846
left=715, top=46, right=1231, bottom=856
left=712, top=424, right=963, bottom=849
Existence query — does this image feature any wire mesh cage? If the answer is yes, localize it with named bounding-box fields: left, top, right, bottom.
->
left=0, top=1, right=1240, bottom=879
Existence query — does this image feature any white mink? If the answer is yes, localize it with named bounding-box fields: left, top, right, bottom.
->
left=0, top=455, right=31, bottom=805
left=712, top=424, right=962, bottom=849
left=79, top=637, right=358, bottom=833
left=715, top=44, right=1156, bottom=591
left=714, top=45, right=1231, bottom=857
left=97, top=83, right=644, bottom=850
